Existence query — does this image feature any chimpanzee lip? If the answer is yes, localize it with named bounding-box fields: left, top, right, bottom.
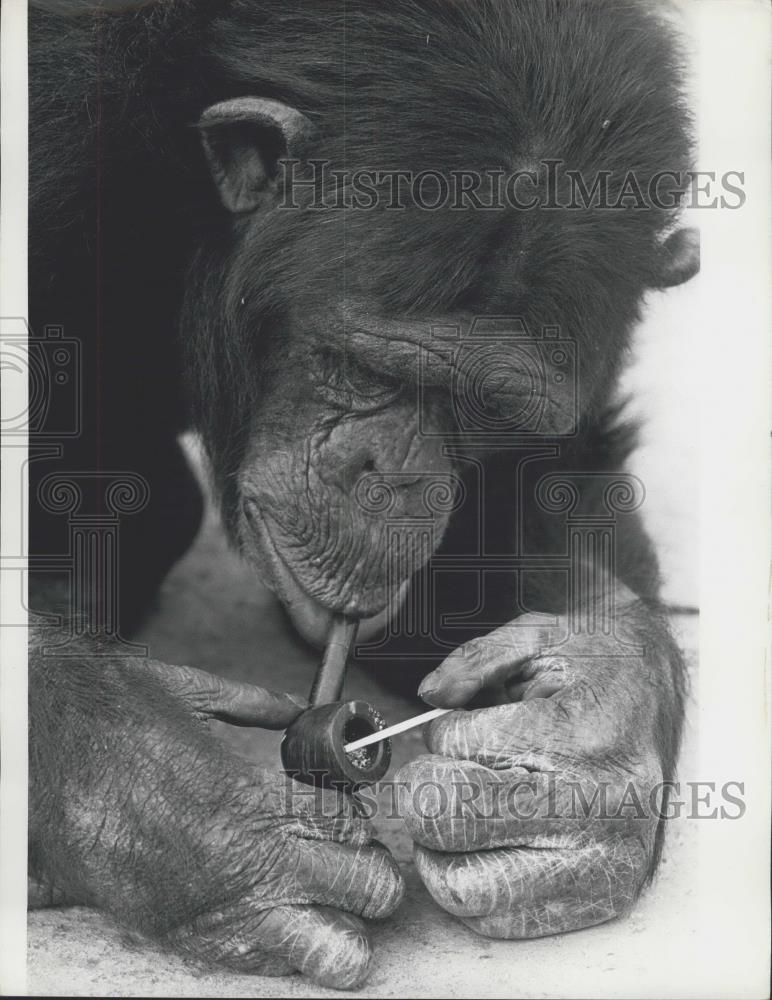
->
left=242, top=502, right=404, bottom=648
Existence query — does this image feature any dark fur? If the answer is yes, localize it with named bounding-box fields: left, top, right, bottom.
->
left=29, top=0, right=690, bottom=951
left=31, top=0, right=692, bottom=509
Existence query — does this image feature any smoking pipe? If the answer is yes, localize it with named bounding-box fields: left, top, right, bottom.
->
left=280, top=614, right=392, bottom=790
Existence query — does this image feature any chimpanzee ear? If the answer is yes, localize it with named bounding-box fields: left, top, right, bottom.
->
left=198, top=98, right=315, bottom=214
left=655, top=227, right=700, bottom=287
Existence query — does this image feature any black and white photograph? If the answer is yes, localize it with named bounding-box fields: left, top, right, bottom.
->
left=0, top=1, right=769, bottom=997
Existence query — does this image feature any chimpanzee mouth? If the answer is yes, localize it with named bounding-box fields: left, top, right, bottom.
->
left=242, top=503, right=408, bottom=648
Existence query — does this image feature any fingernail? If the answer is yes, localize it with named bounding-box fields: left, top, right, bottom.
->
left=421, top=675, right=479, bottom=709
left=418, top=685, right=448, bottom=708
left=417, top=678, right=438, bottom=700
left=288, top=693, right=309, bottom=711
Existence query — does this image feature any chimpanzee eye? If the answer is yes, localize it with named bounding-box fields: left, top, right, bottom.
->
left=317, top=350, right=404, bottom=413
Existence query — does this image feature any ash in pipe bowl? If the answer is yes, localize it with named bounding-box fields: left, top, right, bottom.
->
left=281, top=700, right=391, bottom=790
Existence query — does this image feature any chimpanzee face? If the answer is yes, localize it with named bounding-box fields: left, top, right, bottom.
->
left=237, top=298, right=457, bottom=644
left=190, top=97, right=698, bottom=646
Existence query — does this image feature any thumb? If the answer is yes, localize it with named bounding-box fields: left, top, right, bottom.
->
left=417, top=616, right=559, bottom=709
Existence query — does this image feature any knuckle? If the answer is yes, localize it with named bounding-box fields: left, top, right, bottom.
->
left=425, top=714, right=463, bottom=756
left=452, top=639, right=480, bottom=662
left=395, top=755, right=458, bottom=847
left=359, top=848, right=405, bottom=919
left=395, top=753, right=451, bottom=787
left=426, top=711, right=480, bottom=758
left=401, top=756, right=518, bottom=852
left=428, top=705, right=518, bottom=765
left=404, top=794, right=451, bottom=848
left=268, top=772, right=371, bottom=845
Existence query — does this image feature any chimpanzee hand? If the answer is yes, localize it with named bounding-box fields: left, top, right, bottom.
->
left=29, top=653, right=403, bottom=989
left=395, top=603, right=681, bottom=939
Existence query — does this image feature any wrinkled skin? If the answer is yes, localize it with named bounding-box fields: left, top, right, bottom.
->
left=30, top=648, right=403, bottom=989
left=29, top=1, right=697, bottom=989
left=235, top=305, right=458, bottom=644
left=395, top=599, right=680, bottom=938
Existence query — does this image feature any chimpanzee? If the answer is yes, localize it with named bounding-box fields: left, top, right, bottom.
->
left=28, top=0, right=700, bottom=990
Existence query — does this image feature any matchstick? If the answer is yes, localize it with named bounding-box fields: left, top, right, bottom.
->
left=343, top=707, right=453, bottom=752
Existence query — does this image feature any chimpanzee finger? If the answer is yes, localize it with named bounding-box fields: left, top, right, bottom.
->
left=425, top=666, right=629, bottom=769
left=260, top=769, right=372, bottom=847
left=417, top=616, right=561, bottom=708
left=290, top=838, right=405, bottom=920
left=503, top=654, right=572, bottom=702
left=424, top=697, right=577, bottom=768
left=250, top=905, right=372, bottom=989
left=168, top=843, right=400, bottom=987
left=397, top=754, right=598, bottom=852
left=170, top=904, right=369, bottom=988
left=414, top=835, right=648, bottom=937
left=136, top=659, right=308, bottom=728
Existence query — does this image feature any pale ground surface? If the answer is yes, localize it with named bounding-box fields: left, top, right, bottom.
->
left=27, top=284, right=703, bottom=998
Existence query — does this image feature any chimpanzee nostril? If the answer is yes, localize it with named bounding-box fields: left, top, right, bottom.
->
left=346, top=456, right=377, bottom=493
left=316, top=445, right=379, bottom=492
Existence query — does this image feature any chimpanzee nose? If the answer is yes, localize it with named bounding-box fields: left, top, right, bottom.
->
left=312, top=398, right=451, bottom=506
left=316, top=446, right=378, bottom=494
